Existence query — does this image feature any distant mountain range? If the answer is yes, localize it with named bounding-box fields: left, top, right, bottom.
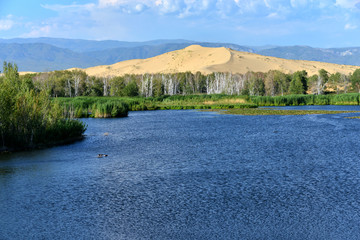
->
left=0, top=37, right=359, bottom=72
left=82, top=45, right=359, bottom=77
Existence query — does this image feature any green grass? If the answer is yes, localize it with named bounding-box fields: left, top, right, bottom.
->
left=53, top=94, right=256, bottom=117
left=345, top=116, right=360, bottom=119
left=250, top=94, right=360, bottom=106
left=54, top=97, right=131, bottom=118
left=53, top=93, right=360, bottom=118
left=210, top=108, right=360, bottom=116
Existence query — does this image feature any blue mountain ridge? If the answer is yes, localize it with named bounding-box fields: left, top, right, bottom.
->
left=0, top=38, right=359, bottom=72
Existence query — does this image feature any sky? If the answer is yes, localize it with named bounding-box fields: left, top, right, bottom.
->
left=0, top=0, right=360, bottom=47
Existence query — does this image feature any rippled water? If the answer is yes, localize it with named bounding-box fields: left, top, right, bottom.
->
left=1, top=106, right=360, bottom=239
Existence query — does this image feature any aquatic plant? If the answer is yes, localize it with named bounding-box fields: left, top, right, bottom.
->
left=217, top=108, right=360, bottom=116
left=250, top=94, right=360, bottom=106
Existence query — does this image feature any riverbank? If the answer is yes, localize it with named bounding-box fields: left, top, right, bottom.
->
left=0, top=62, right=87, bottom=153
left=54, top=93, right=360, bottom=118
left=250, top=93, right=360, bottom=106
left=210, top=108, right=360, bottom=116
left=54, top=94, right=257, bottom=118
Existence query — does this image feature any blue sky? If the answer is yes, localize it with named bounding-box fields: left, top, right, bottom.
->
left=1, top=0, right=360, bottom=47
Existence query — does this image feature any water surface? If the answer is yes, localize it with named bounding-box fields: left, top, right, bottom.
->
left=1, top=106, right=360, bottom=239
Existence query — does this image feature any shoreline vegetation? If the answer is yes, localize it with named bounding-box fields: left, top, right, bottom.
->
left=20, top=66, right=360, bottom=118
left=0, top=62, right=86, bottom=153
left=54, top=93, right=360, bottom=119
left=209, top=108, right=360, bottom=116
left=4, top=62, right=360, bottom=152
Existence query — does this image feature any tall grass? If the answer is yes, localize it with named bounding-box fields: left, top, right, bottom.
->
left=54, top=94, right=360, bottom=118
left=250, top=94, right=360, bottom=106
left=54, top=95, right=254, bottom=117
left=54, top=97, right=130, bottom=118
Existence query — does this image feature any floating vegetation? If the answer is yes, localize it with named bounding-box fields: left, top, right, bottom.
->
left=345, top=116, right=360, bottom=119
left=210, top=108, right=360, bottom=116
left=54, top=95, right=255, bottom=117
left=250, top=93, right=360, bottom=106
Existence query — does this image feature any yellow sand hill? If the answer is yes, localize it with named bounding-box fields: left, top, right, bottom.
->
left=80, top=45, right=360, bottom=77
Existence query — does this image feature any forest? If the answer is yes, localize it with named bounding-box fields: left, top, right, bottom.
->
left=25, top=68, right=360, bottom=98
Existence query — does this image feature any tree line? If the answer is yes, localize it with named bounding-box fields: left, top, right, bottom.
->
left=25, top=68, right=360, bottom=98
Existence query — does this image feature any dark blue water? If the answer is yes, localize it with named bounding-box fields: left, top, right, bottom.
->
left=1, top=106, right=360, bottom=239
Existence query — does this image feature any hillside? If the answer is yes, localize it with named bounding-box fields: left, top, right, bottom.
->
left=0, top=38, right=252, bottom=72
left=0, top=38, right=195, bottom=52
left=258, top=46, right=360, bottom=66
left=0, top=43, right=101, bottom=71
left=2, top=37, right=360, bottom=72
left=80, top=45, right=360, bottom=77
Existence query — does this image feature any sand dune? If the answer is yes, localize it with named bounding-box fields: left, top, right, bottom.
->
left=80, top=45, right=360, bottom=77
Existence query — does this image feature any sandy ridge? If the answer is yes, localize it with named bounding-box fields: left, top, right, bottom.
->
left=75, top=45, right=360, bottom=77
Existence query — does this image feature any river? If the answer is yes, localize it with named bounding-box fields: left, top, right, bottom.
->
left=1, top=106, right=360, bottom=239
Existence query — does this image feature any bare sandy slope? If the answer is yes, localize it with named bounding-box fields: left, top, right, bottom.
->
left=80, top=45, right=360, bottom=77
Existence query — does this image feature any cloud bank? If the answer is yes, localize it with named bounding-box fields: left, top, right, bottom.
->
left=1, top=0, right=360, bottom=47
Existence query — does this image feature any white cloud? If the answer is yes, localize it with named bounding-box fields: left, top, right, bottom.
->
left=178, top=0, right=211, bottom=18
left=345, top=23, right=357, bottom=29
left=335, top=0, right=360, bottom=9
left=232, top=0, right=262, bottom=11
left=290, top=0, right=308, bottom=8
left=97, top=0, right=152, bottom=13
left=22, top=0, right=359, bottom=44
left=98, top=0, right=125, bottom=8
left=263, top=0, right=271, bottom=8
left=154, top=0, right=182, bottom=14
left=0, top=15, right=14, bottom=31
left=42, top=3, right=96, bottom=12
left=267, top=12, right=279, bottom=18
left=23, top=25, right=52, bottom=37
left=135, top=4, right=145, bottom=11
left=38, top=0, right=282, bottom=19
left=95, top=0, right=268, bottom=17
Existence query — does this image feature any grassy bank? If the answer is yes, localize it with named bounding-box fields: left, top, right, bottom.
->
left=0, top=62, right=87, bottom=152
left=214, top=108, right=360, bottom=116
left=54, top=93, right=360, bottom=118
left=54, top=97, right=131, bottom=118
left=250, top=93, right=360, bottom=106
left=54, top=94, right=256, bottom=118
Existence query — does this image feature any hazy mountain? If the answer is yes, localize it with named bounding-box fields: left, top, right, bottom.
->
left=0, top=43, right=101, bottom=72
left=0, top=38, right=253, bottom=71
left=247, top=45, right=278, bottom=51
left=87, top=42, right=253, bottom=64
left=258, top=46, right=360, bottom=66
left=82, top=45, right=359, bottom=77
left=0, top=37, right=360, bottom=72
left=0, top=38, right=195, bottom=52
left=87, top=43, right=194, bottom=64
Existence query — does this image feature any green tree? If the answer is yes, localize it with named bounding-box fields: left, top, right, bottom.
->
left=86, top=76, right=103, bottom=96
left=329, top=72, right=341, bottom=94
left=122, top=80, right=139, bottom=97
left=247, top=72, right=265, bottom=96
left=351, top=69, right=360, bottom=93
left=265, top=70, right=289, bottom=96
left=290, top=71, right=308, bottom=94
left=110, top=76, right=126, bottom=96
